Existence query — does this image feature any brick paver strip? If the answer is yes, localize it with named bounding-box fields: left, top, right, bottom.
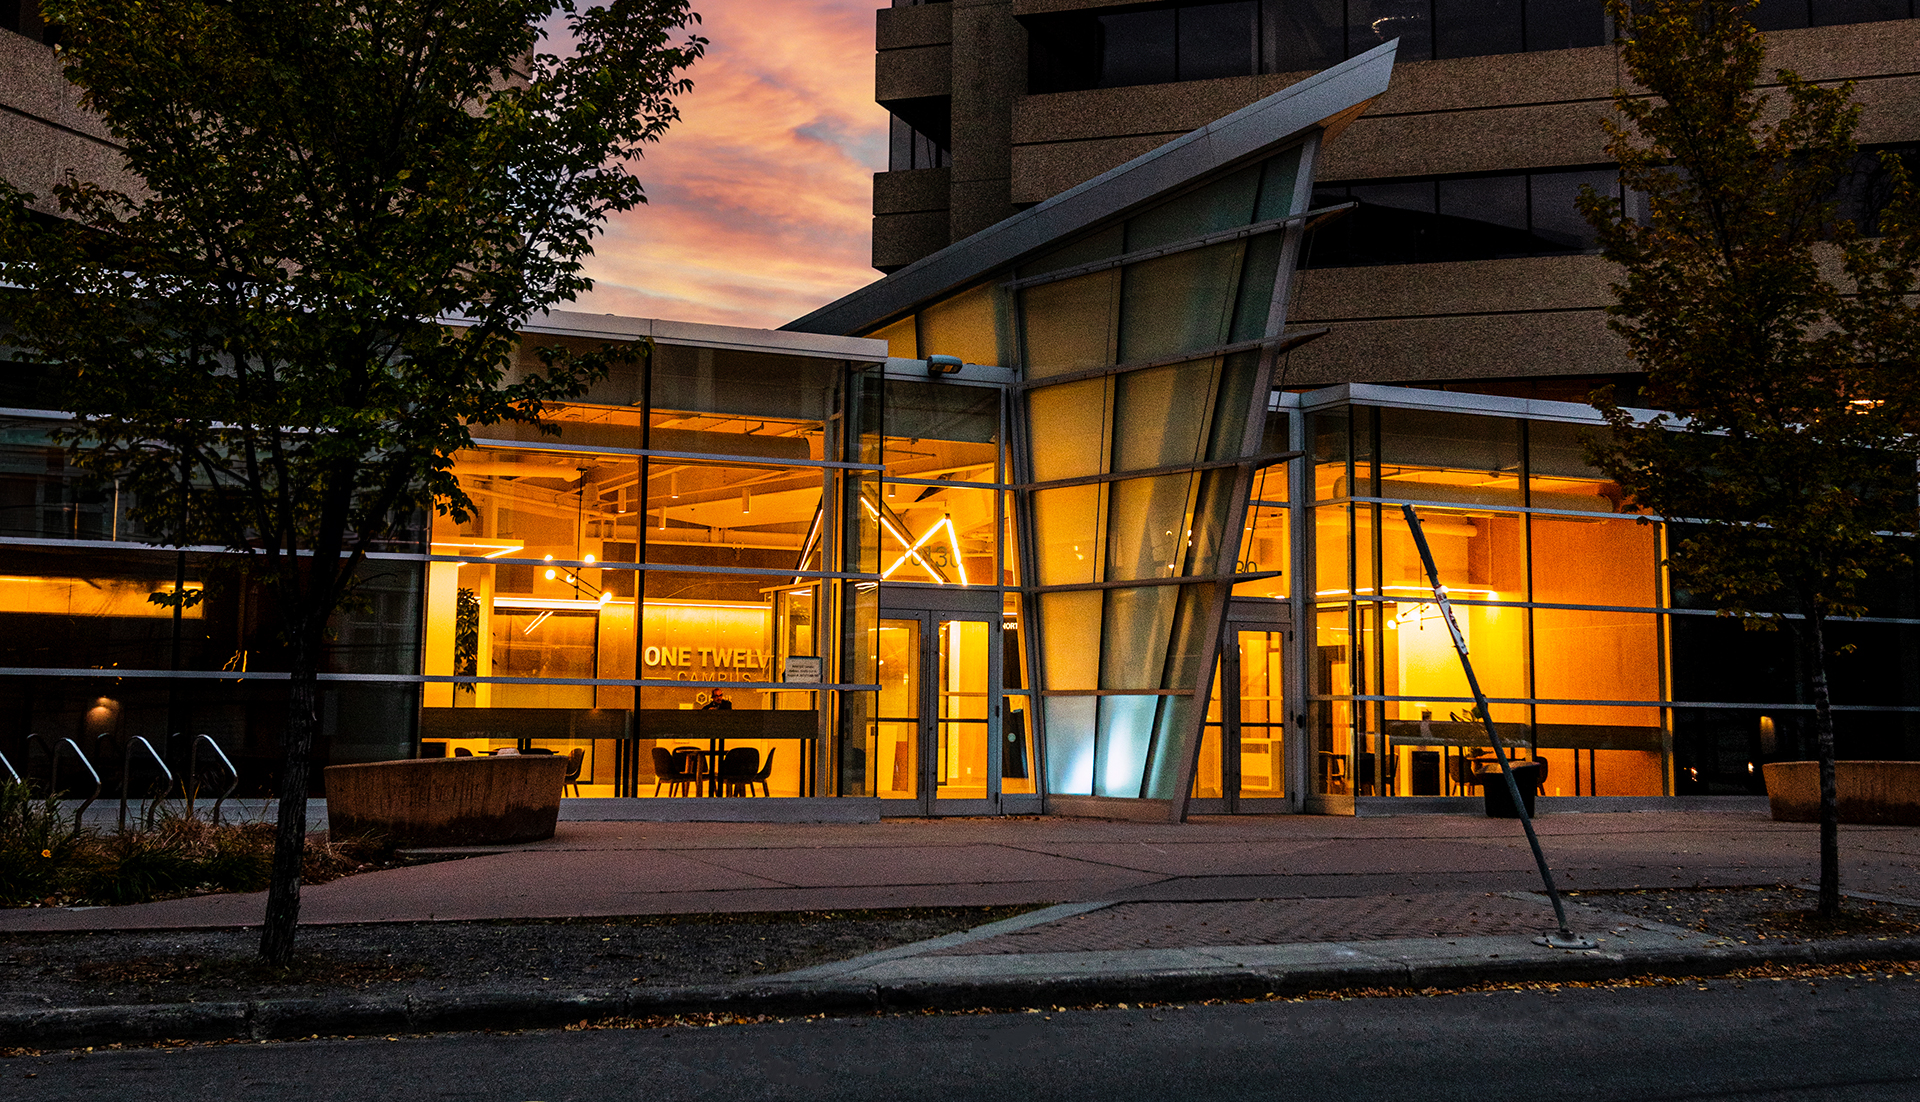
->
left=931, top=892, right=1560, bottom=954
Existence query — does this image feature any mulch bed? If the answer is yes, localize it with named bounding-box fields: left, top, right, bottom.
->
left=1571, top=885, right=1920, bottom=945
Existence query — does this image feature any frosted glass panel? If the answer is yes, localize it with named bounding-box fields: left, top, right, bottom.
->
left=1044, top=696, right=1097, bottom=794
left=1228, top=235, right=1284, bottom=344
left=1142, top=693, right=1200, bottom=799
left=1118, top=243, right=1243, bottom=365
left=1095, top=695, right=1159, bottom=797
left=1254, top=146, right=1304, bottom=221
left=1111, top=359, right=1220, bottom=473
left=1100, top=585, right=1177, bottom=690
left=1104, top=473, right=1198, bottom=582
left=1027, top=379, right=1110, bottom=481
left=1125, top=164, right=1261, bottom=251
left=1020, top=224, right=1125, bottom=281
left=1032, top=484, right=1103, bottom=586
left=1039, top=589, right=1103, bottom=690
left=1022, top=271, right=1117, bottom=380
left=1205, top=351, right=1262, bottom=461
left=918, top=283, right=1002, bottom=368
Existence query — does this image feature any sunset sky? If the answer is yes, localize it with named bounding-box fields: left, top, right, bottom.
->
left=566, top=0, right=890, bottom=330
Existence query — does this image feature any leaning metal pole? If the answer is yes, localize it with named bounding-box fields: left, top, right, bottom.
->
left=1401, top=503, right=1592, bottom=949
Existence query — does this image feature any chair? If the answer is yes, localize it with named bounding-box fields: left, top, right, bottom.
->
left=1356, top=752, right=1397, bottom=795
left=453, top=747, right=474, bottom=757
left=563, top=747, right=586, bottom=797
left=739, top=747, right=776, bottom=797
left=715, top=747, right=759, bottom=797
left=651, top=746, right=698, bottom=797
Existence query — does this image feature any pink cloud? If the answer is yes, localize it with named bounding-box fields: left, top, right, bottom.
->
left=568, top=0, right=890, bottom=330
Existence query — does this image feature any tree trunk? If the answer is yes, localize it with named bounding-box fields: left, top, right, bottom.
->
left=1806, top=610, right=1841, bottom=919
left=259, top=624, right=321, bottom=965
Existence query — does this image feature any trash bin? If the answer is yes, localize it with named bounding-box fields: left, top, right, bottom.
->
left=1481, top=760, right=1548, bottom=818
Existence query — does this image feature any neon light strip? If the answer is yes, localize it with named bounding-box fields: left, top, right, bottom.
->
left=862, top=497, right=948, bottom=584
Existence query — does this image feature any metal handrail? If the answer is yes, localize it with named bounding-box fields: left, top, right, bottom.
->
left=184, top=734, right=240, bottom=825
left=119, top=736, right=173, bottom=832
left=0, top=748, right=20, bottom=784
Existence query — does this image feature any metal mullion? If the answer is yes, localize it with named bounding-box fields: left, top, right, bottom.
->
left=1036, top=688, right=1195, bottom=697
left=882, top=474, right=1007, bottom=490
left=466, top=437, right=885, bottom=473
left=448, top=557, right=881, bottom=583
left=1004, top=298, right=1052, bottom=812
left=1020, top=451, right=1299, bottom=494
left=1001, top=203, right=1356, bottom=292
left=1029, top=571, right=1282, bottom=595
left=1013, top=329, right=1328, bottom=393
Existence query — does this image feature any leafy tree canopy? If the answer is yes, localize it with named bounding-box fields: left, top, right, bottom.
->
left=1580, top=0, right=1920, bottom=917
left=0, top=0, right=705, bottom=961
left=1582, top=0, right=1920, bottom=625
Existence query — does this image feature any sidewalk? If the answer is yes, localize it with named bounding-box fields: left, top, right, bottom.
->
left=3, top=809, right=1918, bottom=1048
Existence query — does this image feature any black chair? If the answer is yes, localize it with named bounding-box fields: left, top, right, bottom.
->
left=715, top=747, right=759, bottom=797
left=737, top=747, right=776, bottom=797
left=1357, top=752, right=1397, bottom=795
left=651, top=746, right=698, bottom=796
left=563, top=747, right=586, bottom=796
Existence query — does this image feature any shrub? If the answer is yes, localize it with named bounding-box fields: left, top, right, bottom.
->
left=1, top=793, right=389, bottom=907
left=0, top=780, right=83, bottom=904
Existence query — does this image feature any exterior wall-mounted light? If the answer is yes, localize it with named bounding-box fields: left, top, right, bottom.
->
left=926, top=354, right=962, bottom=376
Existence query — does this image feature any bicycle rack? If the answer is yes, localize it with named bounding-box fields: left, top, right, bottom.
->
left=183, top=734, right=240, bottom=825
left=25, top=733, right=102, bottom=824
left=119, top=736, right=173, bottom=832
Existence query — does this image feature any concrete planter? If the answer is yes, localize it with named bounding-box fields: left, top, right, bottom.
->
left=1762, top=761, right=1920, bottom=826
left=323, top=756, right=568, bottom=846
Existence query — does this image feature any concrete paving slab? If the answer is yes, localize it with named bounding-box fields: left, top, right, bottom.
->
left=689, top=843, right=1140, bottom=889
left=1005, top=840, right=1351, bottom=876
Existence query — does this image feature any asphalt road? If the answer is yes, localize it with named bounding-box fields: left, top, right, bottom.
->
left=8, top=975, right=1920, bottom=1101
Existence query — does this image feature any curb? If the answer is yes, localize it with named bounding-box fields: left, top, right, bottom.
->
left=6, top=937, right=1918, bottom=1050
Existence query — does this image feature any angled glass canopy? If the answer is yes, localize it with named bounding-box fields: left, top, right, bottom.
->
left=787, top=42, right=1397, bottom=817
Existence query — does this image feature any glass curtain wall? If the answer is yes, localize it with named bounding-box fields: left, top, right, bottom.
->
left=1014, top=144, right=1313, bottom=801
left=1308, top=401, right=1667, bottom=799
left=1308, top=395, right=1920, bottom=799
left=0, top=411, right=422, bottom=797
left=421, top=343, right=882, bottom=798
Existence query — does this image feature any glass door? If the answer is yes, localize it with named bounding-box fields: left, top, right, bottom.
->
left=1195, top=620, right=1292, bottom=811
left=935, top=618, right=994, bottom=803
left=873, top=611, right=1000, bottom=814
left=873, top=618, right=922, bottom=802
left=1234, top=626, right=1288, bottom=805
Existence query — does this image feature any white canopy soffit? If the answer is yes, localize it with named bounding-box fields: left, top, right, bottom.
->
left=783, top=39, right=1398, bottom=338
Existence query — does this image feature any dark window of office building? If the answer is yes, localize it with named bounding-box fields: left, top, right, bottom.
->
left=1303, top=166, right=1618, bottom=268
left=889, top=116, right=951, bottom=172
left=1755, top=0, right=1914, bottom=27
left=1025, top=1, right=1913, bottom=94
left=1263, top=0, right=1346, bottom=71
left=1179, top=1, right=1259, bottom=81
left=1302, top=145, right=1920, bottom=269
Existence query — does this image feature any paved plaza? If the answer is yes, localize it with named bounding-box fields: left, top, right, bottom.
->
left=4, top=805, right=1914, bottom=932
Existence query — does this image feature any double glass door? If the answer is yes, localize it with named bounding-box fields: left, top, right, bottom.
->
left=874, top=612, right=1001, bottom=814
